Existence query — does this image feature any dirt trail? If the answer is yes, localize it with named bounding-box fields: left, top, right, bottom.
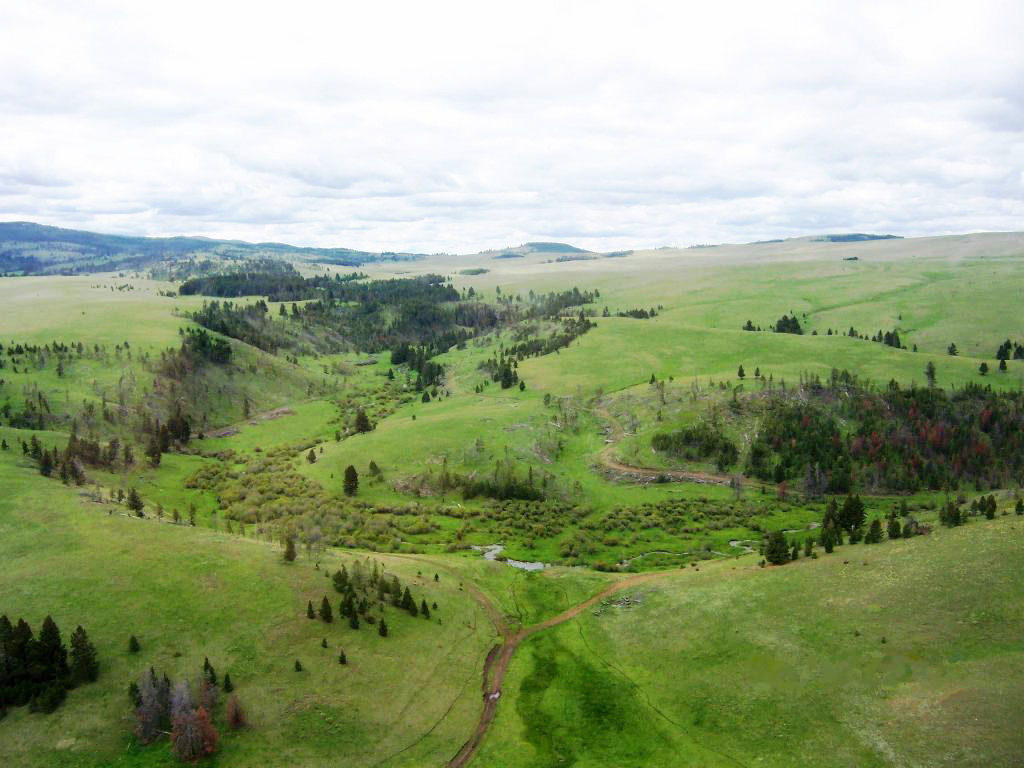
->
left=446, top=571, right=664, bottom=768
left=593, top=403, right=736, bottom=487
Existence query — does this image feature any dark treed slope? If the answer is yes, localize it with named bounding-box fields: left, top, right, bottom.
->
left=0, top=221, right=426, bottom=275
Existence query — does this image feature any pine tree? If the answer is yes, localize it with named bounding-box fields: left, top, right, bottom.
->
left=887, top=515, right=901, bottom=539
left=349, top=613, right=359, bottom=630
left=294, top=660, right=303, bottom=672
left=69, top=625, right=99, bottom=684
left=126, top=488, right=144, bottom=516
left=332, top=566, right=349, bottom=593
left=378, top=618, right=388, bottom=637
left=1016, top=498, right=1023, bottom=515
left=840, top=494, right=865, bottom=532
left=307, top=600, right=315, bottom=619
left=421, top=599, right=430, bottom=619
left=925, top=360, right=936, bottom=387
left=940, top=500, right=962, bottom=527
left=764, top=531, right=790, bottom=565
left=284, top=536, right=297, bottom=563
left=343, top=465, right=358, bottom=496
left=338, top=650, right=347, bottom=664
left=129, top=634, right=141, bottom=653
left=821, top=525, right=835, bottom=553
left=355, top=409, right=372, bottom=433
left=737, top=365, right=745, bottom=379
left=865, top=518, right=883, bottom=543
left=803, top=537, right=813, bottom=557
left=223, top=673, right=233, bottom=693
left=320, top=595, right=333, bottom=623
left=203, top=656, right=218, bottom=686
left=306, top=448, right=317, bottom=464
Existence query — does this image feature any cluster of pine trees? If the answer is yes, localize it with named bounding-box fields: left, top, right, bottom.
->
left=747, top=381, right=1024, bottom=493
left=0, top=615, right=98, bottom=716
left=314, top=561, right=436, bottom=635
left=764, top=494, right=939, bottom=565
left=995, top=339, right=1024, bottom=361
left=132, top=658, right=244, bottom=762
left=179, top=265, right=364, bottom=300
left=651, top=423, right=739, bottom=471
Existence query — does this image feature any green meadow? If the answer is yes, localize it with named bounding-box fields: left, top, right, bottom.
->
left=2, top=231, right=1024, bottom=766
left=476, top=514, right=1024, bottom=768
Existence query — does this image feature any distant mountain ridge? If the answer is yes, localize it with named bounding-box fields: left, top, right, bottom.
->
left=0, top=221, right=427, bottom=275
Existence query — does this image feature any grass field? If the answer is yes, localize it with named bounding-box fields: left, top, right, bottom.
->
left=475, top=514, right=1024, bottom=768
left=3, top=232, right=1024, bottom=766
left=0, top=446, right=494, bottom=768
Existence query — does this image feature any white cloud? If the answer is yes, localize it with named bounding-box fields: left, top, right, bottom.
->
left=1, top=0, right=1022, bottom=252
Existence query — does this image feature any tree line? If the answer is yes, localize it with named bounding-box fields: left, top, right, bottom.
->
left=0, top=615, right=98, bottom=716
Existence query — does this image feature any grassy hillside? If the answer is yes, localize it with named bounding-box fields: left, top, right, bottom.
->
left=3, top=231, right=1024, bottom=766
left=475, top=514, right=1024, bottom=768
left=0, top=443, right=494, bottom=768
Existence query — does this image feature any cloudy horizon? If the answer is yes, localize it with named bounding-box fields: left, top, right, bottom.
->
left=1, top=0, right=1022, bottom=253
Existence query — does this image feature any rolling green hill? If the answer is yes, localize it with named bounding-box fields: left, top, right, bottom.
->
left=2, top=229, right=1023, bottom=766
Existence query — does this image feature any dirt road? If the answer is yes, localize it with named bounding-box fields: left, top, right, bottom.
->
left=446, top=571, right=664, bottom=768
left=592, top=403, right=737, bottom=488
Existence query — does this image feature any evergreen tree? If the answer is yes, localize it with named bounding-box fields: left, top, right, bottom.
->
left=306, top=448, right=317, bottom=464
left=803, top=537, right=813, bottom=557
left=294, top=660, right=303, bottom=672
left=306, top=600, right=315, bottom=619
left=202, top=656, right=217, bottom=686
left=887, top=516, right=901, bottom=540
left=319, top=595, right=333, bottom=623
left=37, top=616, right=69, bottom=678
left=1016, top=498, right=1023, bottom=515
left=343, top=465, right=358, bottom=496
left=378, top=618, right=388, bottom=637
left=129, top=634, right=141, bottom=653
left=349, top=613, right=359, bottom=630
left=39, top=450, right=53, bottom=477
left=284, top=536, right=297, bottom=562
left=355, top=409, right=372, bottom=433
left=737, top=365, right=745, bottom=379
left=821, top=525, right=835, bottom=553
left=69, top=625, right=99, bottom=684
left=126, top=488, right=144, bottom=516
left=979, top=362, right=989, bottom=375
left=332, top=566, right=349, bottom=593
left=865, top=518, right=883, bottom=543
left=925, top=360, right=936, bottom=387
left=939, top=500, right=962, bottom=527
left=145, top=434, right=161, bottom=467
left=421, top=599, right=430, bottom=619
left=840, top=494, right=865, bottom=532
left=764, top=530, right=790, bottom=565
left=223, top=673, right=233, bottom=693
left=338, top=650, right=347, bottom=664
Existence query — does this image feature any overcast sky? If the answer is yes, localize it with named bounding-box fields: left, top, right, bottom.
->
left=1, top=1, right=1022, bottom=253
